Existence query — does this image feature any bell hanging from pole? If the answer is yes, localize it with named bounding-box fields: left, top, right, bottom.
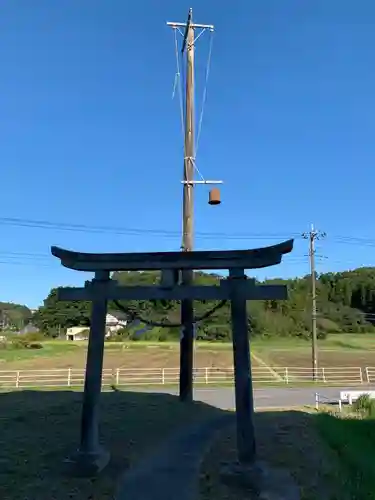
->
left=208, top=188, right=221, bottom=205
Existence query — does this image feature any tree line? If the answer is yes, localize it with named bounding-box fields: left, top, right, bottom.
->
left=30, top=267, right=375, bottom=340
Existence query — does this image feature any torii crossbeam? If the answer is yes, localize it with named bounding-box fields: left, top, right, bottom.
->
left=52, top=239, right=293, bottom=476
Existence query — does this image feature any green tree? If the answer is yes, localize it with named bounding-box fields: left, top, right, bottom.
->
left=34, top=266, right=375, bottom=341
left=33, top=288, right=91, bottom=336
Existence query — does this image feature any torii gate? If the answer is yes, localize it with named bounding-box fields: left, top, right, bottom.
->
left=52, top=239, right=293, bottom=475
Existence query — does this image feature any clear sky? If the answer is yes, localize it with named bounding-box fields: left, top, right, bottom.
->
left=0, top=0, right=374, bottom=308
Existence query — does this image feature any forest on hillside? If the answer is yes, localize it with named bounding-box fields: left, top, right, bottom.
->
left=32, top=267, right=375, bottom=340
left=0, top=302, right=32, bottom=330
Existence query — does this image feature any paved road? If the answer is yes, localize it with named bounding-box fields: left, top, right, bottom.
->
left=137, top=385, right=367, bottom=409
left=192, top=386, right=339, bottom=409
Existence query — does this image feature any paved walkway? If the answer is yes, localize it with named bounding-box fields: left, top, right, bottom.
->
left=115, top=414, right=233, bottom=500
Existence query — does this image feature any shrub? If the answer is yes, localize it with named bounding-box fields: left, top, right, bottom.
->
left=352, top=394, right=375, bottom=417
left=0, top=338, right=8, bottom=349
left=22, top=331, right=45, bottom=342
left=9, top=337, right=44, bottom=350
left=28, top=342, right=43, bottom=349
left=353, top=393, right=372, bottom=412
left=11, top=338, right=29, bottom=349
left=157, top=331, right=169, bottom=342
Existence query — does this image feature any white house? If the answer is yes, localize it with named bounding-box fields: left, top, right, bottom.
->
left=105, top=311, right=128, bottom=333
left=66, top=311, right=128, bottom=340
left=66, top=326, right=89, bottom=341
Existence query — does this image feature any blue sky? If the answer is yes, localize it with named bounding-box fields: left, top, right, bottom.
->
left=0, top=0, right=374, bottom=308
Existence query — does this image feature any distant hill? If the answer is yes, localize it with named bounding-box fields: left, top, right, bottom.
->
left=33, top=267, right=375, bottom=340
left=0, top=302, right=32, bottom=330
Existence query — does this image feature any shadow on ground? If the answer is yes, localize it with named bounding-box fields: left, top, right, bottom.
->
left=0, top=389, right=226, bottom=500
left=2, top=390, right=372, bottom=500
left=200, top=408, right=375, bottom=500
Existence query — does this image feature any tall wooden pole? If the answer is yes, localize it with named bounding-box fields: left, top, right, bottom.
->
left=167, top=10, right=216, bottom=402
left=180, top=8, right=195, bottom=402
left=303, top=225, right=325, bottom=382
left=309, top=226, right=318, bottom=381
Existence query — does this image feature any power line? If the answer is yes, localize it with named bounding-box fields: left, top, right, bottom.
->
left=0, top=216, right=300, bottom=240
left=4, top=215, right=375, bottom=249
left=0, top=250, right=50, bottom=259
left=0, top=260, right=54, bottom=268
left=195, top=28, right=214, bottom=157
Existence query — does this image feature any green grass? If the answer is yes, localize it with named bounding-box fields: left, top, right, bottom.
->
left=43, top=340, right=233, bottom=349
left=327, top=340, right=365, bottom=350
left=13, top=333, right=375, bottom=350
left=328, top=334, right=375, bottom=350
left=0, top=342, right=78, bottom=363
left=1, top=333, right=375, bottom=369
left=253, top=333, right=375, bottom=352
left=316, top=411, right=375, bottom=499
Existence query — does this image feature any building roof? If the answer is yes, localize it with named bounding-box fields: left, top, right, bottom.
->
left=107, top=310, right=128, bottom=321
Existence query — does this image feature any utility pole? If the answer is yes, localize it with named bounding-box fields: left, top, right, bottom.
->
left=167, top=9, right=219, bottom=402
left=302, top=225, right=326, bottom=381
left=179, top=9, right=195, bottom=403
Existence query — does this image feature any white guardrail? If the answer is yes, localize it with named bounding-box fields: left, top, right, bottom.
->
left=0, top=366, right=374, bottom=389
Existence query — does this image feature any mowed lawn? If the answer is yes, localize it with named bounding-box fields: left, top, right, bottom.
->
left=0, top=389, right=224, bottom=500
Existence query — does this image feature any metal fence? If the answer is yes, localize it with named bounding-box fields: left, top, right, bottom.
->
left=0, top=366, right=374, bottom=389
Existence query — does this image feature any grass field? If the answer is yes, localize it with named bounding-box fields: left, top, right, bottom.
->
left=254, top=334, right=375, bottom=372
left=315, top=411, right=375, bottom=499
left=0, top=342, right=235, bottom=370
left=0, top=389, right=223, bottom=500
left=0, top=334, right=374, bottom=373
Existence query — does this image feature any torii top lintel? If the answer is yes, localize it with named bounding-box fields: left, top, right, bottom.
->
left=51, top=239, right=294, bottom=272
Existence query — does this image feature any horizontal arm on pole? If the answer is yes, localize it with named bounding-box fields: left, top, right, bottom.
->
left=181, top=180, right=224, bottom=185
left=166, top=22, right=215, bottom=30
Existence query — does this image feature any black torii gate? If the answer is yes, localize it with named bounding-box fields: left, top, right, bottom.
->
left=52, top=239, right=293, bottom=475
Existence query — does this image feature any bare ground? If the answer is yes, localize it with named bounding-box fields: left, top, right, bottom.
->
left=0, top=346, right=237, bottom=371
left=2, top=342, right=374, bottom=375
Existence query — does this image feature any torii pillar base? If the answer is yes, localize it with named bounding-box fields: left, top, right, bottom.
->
left=64, top=448, right=110, bottom=477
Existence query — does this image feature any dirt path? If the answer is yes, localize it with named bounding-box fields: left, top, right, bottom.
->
left=115, top=414, right=233, bottom=500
